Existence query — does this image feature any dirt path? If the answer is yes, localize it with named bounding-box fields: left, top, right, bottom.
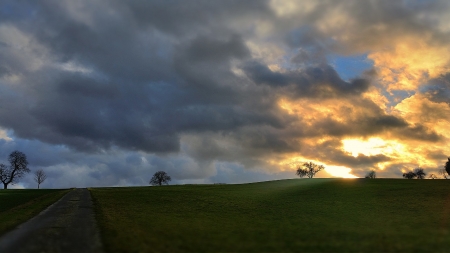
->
left=0, top=188, right=103, bottom=253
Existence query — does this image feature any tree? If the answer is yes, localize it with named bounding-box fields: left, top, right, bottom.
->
left=428, top=174, right=437, bottom=179
left=445, top=158, right=450, bottom=178
left=296, top=162, right=325, bottom=179
left=34, top=169, right=47, bottom=189
left=413, top=168, right=426, bottom=179
left=365, top=170, right=376, bottom=179
left=150, top=171, right=171, bottom=186
left=0, top=151, right=30, bottom=189
left=403, top=171, right=416, bottom=179
left=0, top=164, right=8, bottom=188
left=439, top=168, right=448, bottom=179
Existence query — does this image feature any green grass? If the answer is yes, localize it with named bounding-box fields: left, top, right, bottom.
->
left=0, top=189, right=70, bottom=235
left=90, top=179, right=450, bottom=252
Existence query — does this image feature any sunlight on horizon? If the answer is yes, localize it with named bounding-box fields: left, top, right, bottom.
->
left=325, top=165, right=358, bottom=178
left=283, top=157, right=358, bottom=178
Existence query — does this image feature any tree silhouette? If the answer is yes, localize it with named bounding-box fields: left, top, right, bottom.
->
left=0, top=164, right=8, bottom=188
left=403, top=171, right=416, bottom=179
left=296, top=162, right=325, bottom=178
left=150, top=171, right=171, bottom=186
left=428, top=174, right=437, bottom=179
left=413, top=168, right=426, bottom=179
left=445, top=158, right=450, bottom=178
left=365, top=170, right=376, bottom=179
left=0, top=151, right=30, bottom=189
left=440, top=168, right=448, bottom=179
left=34, top=169, right=47, bottom=189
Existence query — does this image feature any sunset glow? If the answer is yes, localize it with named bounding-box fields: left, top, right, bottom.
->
left=1, top=1, right=450, bottom=188
left=342, top=138, right=403, bottom=158
left=325, top=165, right=359, bottom=178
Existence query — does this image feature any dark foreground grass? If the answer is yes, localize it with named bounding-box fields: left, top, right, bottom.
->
left=0, top=189, right=70, bottom=235
left=90, top=179, right=450, bottom=252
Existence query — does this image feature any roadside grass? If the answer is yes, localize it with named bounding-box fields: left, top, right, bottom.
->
left=0, top=189, right=70, bottom=235
left=90, top=179, right=450, bottom=252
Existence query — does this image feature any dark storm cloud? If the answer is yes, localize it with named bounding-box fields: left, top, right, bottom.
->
left=395, top=124, right=441, bottom=142
left=1, top=0, right=437, bottom=159
left=1, top=0, right=449, bottom=186
left=423, top=73, right=450, bottom=104
left=0, top=139, right=58, bottom=167
left=0, top=0, right=280, bottom=154
left=242, top=61, right=289, bottom=87
left=184, top=35, right=250, bottom=63
left=290, top=49, right=320, bottom=65
left=241, top=131, right=295, bottom=153
left=285, top=26, right=328, bottom=49
left=0, top=65, right=10, bottom=78
left=23, top=0, right=271, bottom=84
left=243, top=61, right=370, bottom=97
left=302, top=110, right=441, bottom=143
left=181, top=128, right=297, bottom=165
left=115, top=0, right=272, bottom=35
left=56, top=74, right=119, bottom=98
left=0, top=0, right=36, bottom=22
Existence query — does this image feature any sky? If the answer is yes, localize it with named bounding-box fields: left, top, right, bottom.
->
left=1, top=0, right=450, bottom=189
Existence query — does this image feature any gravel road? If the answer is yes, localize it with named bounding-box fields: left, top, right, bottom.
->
left=0, top=188, right=103, bottom=253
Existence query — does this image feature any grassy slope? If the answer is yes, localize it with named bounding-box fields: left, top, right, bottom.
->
left=0, top=189, right=70, bottom=235
left=90, top=179, right=450, bottom=252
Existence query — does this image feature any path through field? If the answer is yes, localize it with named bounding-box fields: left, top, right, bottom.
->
left=0, top=188, right=103, bottom=253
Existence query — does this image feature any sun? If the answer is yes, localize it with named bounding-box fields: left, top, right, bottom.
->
left=325, top=165, right=358, bottom=178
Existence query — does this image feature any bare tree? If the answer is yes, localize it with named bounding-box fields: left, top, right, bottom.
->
left=365, top=170, right=376, bottom=179
left=414, top=168, right=426, bottom=179
left=0, top=151, right=30, bottom=189
left=296, top=162, right=325, bottom=178
left=150, top=171, right=171, bottom=186
left=0, top=164, right=8, bottom=188
left=439, top=168, right=448, bottom=179
left=34, top=169, right=47, bottom=189
left=428, top=174, right=438, bottom=179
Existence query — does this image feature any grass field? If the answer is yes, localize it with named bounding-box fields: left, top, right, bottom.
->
left=0, top=189, right=70, bottom=235
left=90, top=179, right=450, bottom=252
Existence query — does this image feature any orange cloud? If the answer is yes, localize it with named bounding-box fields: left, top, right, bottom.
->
left=368, top=37, right=450, bottom=92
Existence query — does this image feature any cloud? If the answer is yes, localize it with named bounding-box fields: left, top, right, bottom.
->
left=1, top=0, right=450, bottom=187
left=243, top=61, right=371, bottom=98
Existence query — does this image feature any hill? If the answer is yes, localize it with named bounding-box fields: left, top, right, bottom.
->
left=90, top=179, right=450, bottom=252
